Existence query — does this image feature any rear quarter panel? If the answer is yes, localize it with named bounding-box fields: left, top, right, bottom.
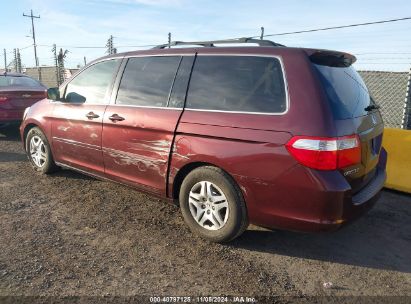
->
left=168, top=121, right=294, bottom=224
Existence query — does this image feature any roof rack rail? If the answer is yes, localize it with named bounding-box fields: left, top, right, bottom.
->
left=152, top=37, right=285, bottom=49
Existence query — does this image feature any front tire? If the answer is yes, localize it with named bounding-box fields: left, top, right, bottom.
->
left=179, top=166, right=248, bottom=243
left=25, top=127, right=59, bottom=174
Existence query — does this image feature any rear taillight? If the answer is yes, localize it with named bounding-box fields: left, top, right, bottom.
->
left=286, top=135, right=361, bottom=170
left=0, top=96, right=8, bottom=103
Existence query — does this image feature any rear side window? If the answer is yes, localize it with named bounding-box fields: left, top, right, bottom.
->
left=116, top=56, right=181, bottom=107
left=186, top=56, right=286, bottom=113
left=314, top=64, right=374, bottom=119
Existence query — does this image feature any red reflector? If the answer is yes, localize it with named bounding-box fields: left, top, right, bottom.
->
left=0, top=96, right=8, bottom=102
left=286, top=135, right=361, bottom=170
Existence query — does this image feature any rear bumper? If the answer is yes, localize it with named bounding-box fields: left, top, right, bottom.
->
left=246, top=148, right=388, bottom=232
left=352, top=169, right=386, bottom=205
left=0, top=109, right=24, bottom=123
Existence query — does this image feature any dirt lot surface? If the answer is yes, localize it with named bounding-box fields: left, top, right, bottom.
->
left=1, top=126, right=411, bottom=301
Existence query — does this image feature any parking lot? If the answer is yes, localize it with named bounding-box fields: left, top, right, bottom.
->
left=1, top=125, right=411, bottom=299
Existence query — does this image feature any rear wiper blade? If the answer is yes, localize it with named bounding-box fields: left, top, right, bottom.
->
left=364, top=104, right=380, bottom=111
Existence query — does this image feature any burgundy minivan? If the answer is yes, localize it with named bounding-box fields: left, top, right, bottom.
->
left=20, top=38, right=387, bottom=242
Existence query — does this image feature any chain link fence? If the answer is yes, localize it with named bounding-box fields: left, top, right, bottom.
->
left=403, top=72, right=411, bottom=129
left=359, top=70, right=411, bottom=129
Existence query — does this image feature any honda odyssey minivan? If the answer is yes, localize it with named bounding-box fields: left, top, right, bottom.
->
left=20, top=38, right=387, bottom=242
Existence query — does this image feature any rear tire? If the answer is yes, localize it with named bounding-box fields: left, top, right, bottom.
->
left=179, top=166, right=248, bottom=243
left=25, top=127, right=59, bottom=174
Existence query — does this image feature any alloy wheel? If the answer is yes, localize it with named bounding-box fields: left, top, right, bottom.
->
left=188, top=181, right=229, bottom=231
left=29, top=135, right=47, bottom=168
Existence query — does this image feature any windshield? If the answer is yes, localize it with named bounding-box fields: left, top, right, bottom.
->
left=0, top=76, right=42, bottom=88
left=314, top=64, right=375, bottom=119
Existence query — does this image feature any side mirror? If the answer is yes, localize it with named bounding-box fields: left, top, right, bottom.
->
left=47, top=87, right=60, bottom=101
left=65, top=92, right=86, bottom=103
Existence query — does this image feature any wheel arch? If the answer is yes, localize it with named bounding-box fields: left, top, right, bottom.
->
left=171, top=161, right=245, bottom=203
left=172, top=161, right=210, bottom=200
left=23, top=123, right=40, bottom=150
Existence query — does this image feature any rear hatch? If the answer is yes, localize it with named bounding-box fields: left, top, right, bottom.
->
left=0, top=87, right=46, bottom=110
left=310, top=51, right=384, bottom=194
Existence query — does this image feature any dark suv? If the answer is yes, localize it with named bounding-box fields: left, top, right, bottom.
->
left=20, top=38, right=387, bottom=242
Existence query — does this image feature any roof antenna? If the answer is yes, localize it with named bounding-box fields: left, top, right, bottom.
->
left=260, top=26, right=265, bottom=40
left=168, top=32, right=171, bottom=48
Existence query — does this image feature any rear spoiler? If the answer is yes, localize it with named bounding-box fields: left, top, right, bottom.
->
left=309, top=50, right=356, bottom=67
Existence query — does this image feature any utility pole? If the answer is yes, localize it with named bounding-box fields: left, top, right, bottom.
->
left=106, top=35, right=117, bottom=55
left=84, top=56, right=87, bottom=66
left=106, top=36, right=112, bottom=54
left=57, top=48, right=68, bottom=85
left=260, top=27, right=265, bottom=40
left=23, top=9, right=41, bottom=82
left=3, top=49, right=6, bottom=72
left=168, top=32, right=171, bottom=48
left=17, top=49, right=22, bottom=73
left=13, top=49, right=18, bottom=72
left=52, top=44, right=60, bottom=86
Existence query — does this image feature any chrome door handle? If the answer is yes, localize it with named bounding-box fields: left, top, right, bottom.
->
left=108, top=114, right=125, bottom=122
left=86, top=112, right=100, bottom=119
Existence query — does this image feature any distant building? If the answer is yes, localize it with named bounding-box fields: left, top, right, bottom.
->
left=23, top=66, right=79, bottom=88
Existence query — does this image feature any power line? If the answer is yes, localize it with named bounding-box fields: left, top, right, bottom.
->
left=6, top=15, right=411, bottom=73
left=38, top=44, right=105, bottom=49
left=37, top=44, right=158, bottom=49
left=259, top=16, right=411, bottom=38
left=19, top=44, right=35, bottom=51
left=355, top=62, right=410, bottom=64
left=116, top=44, right=161, bottom=48
left=355, top=52, right=411, bottom=55
left=357, top=57, right=411, bottom=60
left=23, top=16, right=411, bottom=51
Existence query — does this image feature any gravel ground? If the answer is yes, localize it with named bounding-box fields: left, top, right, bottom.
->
left=0, top=126, right=410, bottom=302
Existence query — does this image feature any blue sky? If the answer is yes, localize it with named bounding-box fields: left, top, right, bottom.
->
left=1, top=0, right=410, bottom=71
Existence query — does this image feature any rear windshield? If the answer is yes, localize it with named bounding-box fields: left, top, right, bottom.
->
left=313, top=64, right=374, bottom=119
left=0, top=76, right=42, bottom=88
